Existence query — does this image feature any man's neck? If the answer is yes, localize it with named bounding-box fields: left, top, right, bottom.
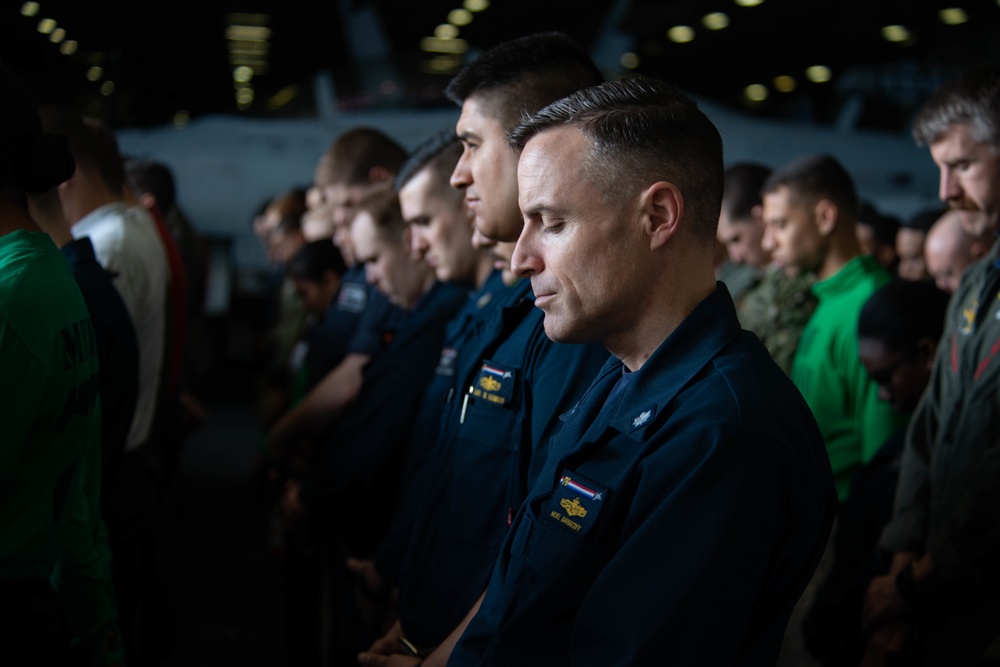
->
left=62, top=181, right=122, bottom=227
left=473, top=252, right=494, bottom=290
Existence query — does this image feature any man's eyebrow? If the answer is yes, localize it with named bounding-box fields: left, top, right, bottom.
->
left=522, top=203, right=559, bottom=219
left=457, top=130, right=480, bottom=142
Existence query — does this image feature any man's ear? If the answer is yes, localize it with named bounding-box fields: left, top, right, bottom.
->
left=814, top=198, right=838, bottom=237
left=369, top=165, right=393, bottom=184
left=750, top=203, right=764, bottom=224
left=642, top=181, right=683, bottom=250
left=138, top=192, right=157, bottom=212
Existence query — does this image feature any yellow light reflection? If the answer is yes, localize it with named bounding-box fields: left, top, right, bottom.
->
left=173, top=111, right=191, bottom=127
left=620, top=52, right=640, bottom=69
left=744, top=84, right=768, bottom=102
left=100, top=81, right=114, bottom=96
left=703, top=12, right=730, bottom=30
left=881, top=24, right=910, bottom=42
left=938, top=8, right=968, bottom=25
left=448, top=8, right=473, bottom=26
left=734, top=0, right=764, bottom=6
left=60, top=40, right=77, bottom=55
left=421, top=37, right=468, bottom=54
left=37, top=18, right=56, bottom=34
left=225, top=25, right=271, bottom=41
left=86, top=66, right=103, bottom=82
left=435, top=24, right=459, bottom=39
left=50, top=27, right=65, bottom=43
left=233, top=66, right=254, bottom=83
left=773, top=75, right=796, bottom=92
left=806, top=65, right=832, bottom=83
left=463, top=0, right=489, bottom=11
left=21, top=2, right=40, bottom=17
left=667, top=25, right=695, bottom=43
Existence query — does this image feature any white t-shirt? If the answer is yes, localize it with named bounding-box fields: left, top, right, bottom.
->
left=73, top=202, right=170, bottom=451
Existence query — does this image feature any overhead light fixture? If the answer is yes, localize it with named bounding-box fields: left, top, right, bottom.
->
left=938, top=8, right=968, bottom=25
left=173, top=110, right=191, bottom=127
left=236, top=88, right=254, bottom=105
left=49, top=27, right=65, bottom=43
left=620, top=52, right=640, bottom=69
left=229, top=40, right=269, bottom=54
left=448, top=8, right=473, bottom=26
left=233, top=66, right=254, bottom=83
left=86, top=66, right=103, bottom=82
left=881, top=24, right=910, bottom=42
left=20, top=2, right=39, bottom=17
left=463, top=0, right=489, bottom=11
left=744, top=84, right=768, bottom=102
left=37, top=18, right=56, bottom=34
left=100, top=81, right=114, bottom=96
left=773, top=75, right=796, bottom=92
left=667, top=25, right=695, bottom=43
left=421, top=55, right=463, bottom=74
left=225, top=25, right=271, bottom=41
left=60, top=40, right=77, bottom=55
left=734, top=0, right=764, bottom=6
left=421, top=37, right=468, bottom=54
left=435, top=24, right=459, bottom=39
left=805, top=65, right=832, bottom=83
left=702, top=12, right=730, bottom=30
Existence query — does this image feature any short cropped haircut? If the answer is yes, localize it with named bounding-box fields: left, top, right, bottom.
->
left=395, top=128, right=463, bottom=206
left=316, top=127, right=407, bottom=187
left=761, top=153, right=859, bottom=222
left=721, top=162, right=771, bottom=222
left=912, top=65, right=1000, bottom=147
left=508, top=75, right=724, bottom=245
left=287, top=239, right=347, bottom=283
left=38, top=105, right=125, bottom=194
left=858, top=279, right=950, bottom=352
left=356, top=186, right=407, bottom=242
left=445, top=31, right=604, bottom=134
left=124, top=158, right=177, bottom=212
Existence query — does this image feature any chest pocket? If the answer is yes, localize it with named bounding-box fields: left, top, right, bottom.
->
left=445, top=361, right=523, bottom=549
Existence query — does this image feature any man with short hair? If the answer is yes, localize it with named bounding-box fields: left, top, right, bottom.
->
left=896, top=206, right=942, bottom=282
left=761, top=154, right=909, bottom=502
left=357, top=33, right=610, bottom=667
left=446, top=75, right=836, bottom=667
left=863, top=64, right=1000, bottom=666
left=924, top=208, right=991, bottom=294
left=721, top=162, right=818, bottom=375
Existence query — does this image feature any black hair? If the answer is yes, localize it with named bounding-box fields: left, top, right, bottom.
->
left=445, top=32, right=604, bottom=134
left=124, top=158, right=177, bottom=212
left=38, top=104, right=124, bottom=194
left=858, top=201, right=901, bottom=247
left=721, top=162, right=771, bottom=221
left=286, top=239, right=347, bottom=282
left=858, top=279, right=950, bottom=351
left=396, top=127, right=462, bottom=193
left=0, top=64, right=75, bottom=194
left=762, top=153, right=859, bottom=222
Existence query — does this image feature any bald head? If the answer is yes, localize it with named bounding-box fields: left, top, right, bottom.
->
left=925, top=209, right=991, bottom=293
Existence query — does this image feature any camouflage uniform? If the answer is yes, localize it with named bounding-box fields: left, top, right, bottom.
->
left=738, top=266, right=817, bottom=375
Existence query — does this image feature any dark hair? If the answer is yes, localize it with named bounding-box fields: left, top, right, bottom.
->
left=762, top=153, right=859, bottom=222
left=508, top=75, right=724, bottom=244
left=857, top=201, right=901, bottom=247
left=445, top=31, right=604, bottom=134
left=396, top=128, right=462, bottom=193
left=315, top=127, right=407, bottom=187
left=38, top=105, right=125, bottom=194
left=721, top=162, right=771, bottom=221
left=858, top=279, right=950, bottom=351
left=124, top=158, right=177, bottom=212
left=356, top=186, right=407, bottom=241
left=287, top=239, right=347, bottom=282
left=901, top=205, right=947, bottom=233
left=912, top=65, right=1000, bottom=147
left=0, top=65, right=75, bottom=194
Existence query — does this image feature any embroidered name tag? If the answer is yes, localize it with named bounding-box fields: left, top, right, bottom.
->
left=337, top=283, right=368, bottom=314
left=472, top=360, right=516, bottom=406
left=543, top=472, right=608, bottom=537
